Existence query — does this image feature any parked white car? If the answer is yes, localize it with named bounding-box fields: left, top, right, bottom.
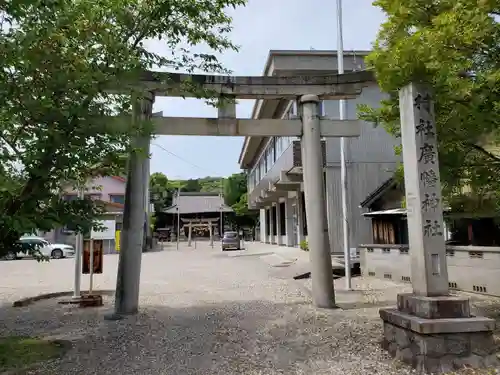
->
left=4, top=236, right=75, bottom=260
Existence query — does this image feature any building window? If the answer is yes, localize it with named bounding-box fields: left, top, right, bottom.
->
left=84, top=193, right=101, bottom=201
left=271, top=138, right=276, bottom=163
left=272, top=205, right=277, bottom=236
left=266, top=146, right=273, bottom=172
left=279, top=202, right=286, bottom=235
left=301, top=192, right=308, bottom=236
left=275, top=137, right=282, bottom=157
left=265, top=209, right=270, bottom=236
left=110, top=194, right=125, bottom=204
left=248, top=171, right=254, bottom=190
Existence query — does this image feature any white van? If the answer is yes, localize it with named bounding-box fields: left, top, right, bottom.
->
left=4, top=237, right=75, bottom=260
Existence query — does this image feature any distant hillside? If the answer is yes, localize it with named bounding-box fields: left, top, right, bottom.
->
left=197, top=177, right=224, bottom=193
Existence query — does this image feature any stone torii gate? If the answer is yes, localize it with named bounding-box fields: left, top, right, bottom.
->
left=181, top=218, right=219, bottom=247
left=109, top=70, right=375, bottom=319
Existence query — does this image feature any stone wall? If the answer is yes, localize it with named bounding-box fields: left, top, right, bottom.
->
left=359, top=244, right=500, bottom=296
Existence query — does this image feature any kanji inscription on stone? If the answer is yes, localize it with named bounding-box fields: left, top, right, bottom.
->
left=420, top=169, right=438, bottom=188
left=414, top=93, right=432, bottom=113
left=418, top=143, right=436, bottom=164
left=423, top=219, right=443, bottom=237
left=421, top=193, right=440, bottom=212
left=400, top=82, right=449, bottom=296
left=416, top=119, right=435, bottom=139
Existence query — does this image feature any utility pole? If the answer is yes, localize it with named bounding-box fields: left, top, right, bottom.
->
left=219, top=178, right=224, bottom=239
left=337, top=0, right=352, bottom=290
left=72, top=186, right=84, bottom=300
left=176, top=186, right=180, bottom=250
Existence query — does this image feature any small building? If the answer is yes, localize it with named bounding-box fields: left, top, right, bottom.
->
left=163, top=192, right=233, bottom=239
left=359, top=178, right=500, bottom=297
left=42, top=176, right=126, bottom=253
left=360, top=178, right=500, bottom=247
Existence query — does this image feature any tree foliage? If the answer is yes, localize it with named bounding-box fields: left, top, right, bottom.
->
left=0, top=0, right=246, bottom=255
left=224, top=173, right=246, bottom=207
left=224, top=172, right=258, bottom=228
left=360, top=0, right=500, bottom=212
left=149, top=172, right=170, bottom=212
left=182, top=179, right=202, bottom=193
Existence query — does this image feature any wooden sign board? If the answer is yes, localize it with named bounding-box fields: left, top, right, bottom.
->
left=82, top=239, right=103, bottom=274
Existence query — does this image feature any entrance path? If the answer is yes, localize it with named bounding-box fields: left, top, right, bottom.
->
left=0, top=243, right=499, bottom=374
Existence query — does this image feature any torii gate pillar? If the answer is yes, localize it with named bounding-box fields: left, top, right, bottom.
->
left=299, top=95, right=336, bottom=308
left=107, top=92, right=154, bottom=319
left=187, top=223, right=193, bottom=247
left=209, top=223, right=214, bottom=248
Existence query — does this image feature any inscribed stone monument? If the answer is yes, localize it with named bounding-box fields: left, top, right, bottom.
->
left=400, top=84, right=448, bottom=296
left=379, top=82, right=498, bottom=374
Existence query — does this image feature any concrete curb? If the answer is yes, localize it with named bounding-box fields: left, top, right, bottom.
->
left=12, top=290, right=115, bottom=307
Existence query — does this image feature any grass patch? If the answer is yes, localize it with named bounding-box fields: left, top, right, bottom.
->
left=0, top=336, right=66, bottom=371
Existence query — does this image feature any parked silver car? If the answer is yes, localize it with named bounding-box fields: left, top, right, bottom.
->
left=221, top=231, right=241, bottom=251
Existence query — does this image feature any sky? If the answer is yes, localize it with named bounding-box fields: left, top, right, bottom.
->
left=148, top=0, right=386, bottom=180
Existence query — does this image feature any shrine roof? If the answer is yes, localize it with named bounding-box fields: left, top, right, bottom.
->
left=359, top=178, right=399, bottom=209
left=164, top=192, right=233, bottom=214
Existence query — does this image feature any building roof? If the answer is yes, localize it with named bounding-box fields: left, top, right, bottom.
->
left=363, top=207, right=458, bottom=217
left=362, top=208, right=408, bottom=217
left=164, top=192, right=233, bottom=214
left=359, top=178, right=399, bottom=208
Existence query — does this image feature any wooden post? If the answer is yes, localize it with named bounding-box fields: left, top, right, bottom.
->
left=209, top=222, right=213, bottom=248
left=187, top=222, right=192, bottom=247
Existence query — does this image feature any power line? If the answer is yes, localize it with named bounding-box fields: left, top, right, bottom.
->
left=151, top=142, right=222, bottom=177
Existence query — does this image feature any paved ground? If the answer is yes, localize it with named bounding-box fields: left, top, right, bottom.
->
left=1, top=242, right=499, bottom=374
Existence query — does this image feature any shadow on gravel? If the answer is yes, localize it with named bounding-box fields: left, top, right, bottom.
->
left=0, top=298, right=400, bottom=375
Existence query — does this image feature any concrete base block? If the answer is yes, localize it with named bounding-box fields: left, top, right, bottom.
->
left=397, top=293, right=471, bottom=319
left=380, top=294, right=498, bottom=374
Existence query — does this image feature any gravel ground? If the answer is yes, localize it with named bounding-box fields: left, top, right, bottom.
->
left=0, top=243, right=499, bottom=374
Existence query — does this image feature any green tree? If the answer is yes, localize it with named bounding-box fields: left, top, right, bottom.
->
left=360, top=0, right=500, bottom=212
left=231, top=193, right=258, bottom=229
left=223, top=173, right=258, bottom=229
left=224, top=173, right=247, bottom=207
left=182, top=179, right=201, bottom=192
left=150, top=172, right=170, bottom=212
left=199, top=177, right=224, bottom=193
left=0, top=0, right=246, bottom=255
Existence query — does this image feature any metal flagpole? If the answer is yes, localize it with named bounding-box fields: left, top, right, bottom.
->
left=219, top=179, right=223, bottom=240
left=337, top=0, right=352, bottom=290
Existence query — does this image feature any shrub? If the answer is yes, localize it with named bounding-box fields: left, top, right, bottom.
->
left=299, top=240, right=309, bottom=251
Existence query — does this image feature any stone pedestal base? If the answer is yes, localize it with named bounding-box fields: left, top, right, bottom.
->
left=380, top=294, right=498, bottom=374
left=79, top=294, right=103, bottom=308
